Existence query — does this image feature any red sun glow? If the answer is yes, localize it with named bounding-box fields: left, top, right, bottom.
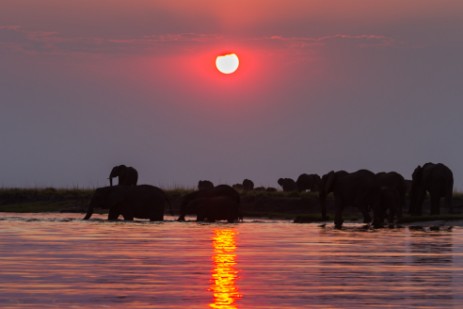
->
left=215, top=53, right=239, bottom=74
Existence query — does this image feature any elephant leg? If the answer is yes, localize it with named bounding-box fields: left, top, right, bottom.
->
left=372, top=204, right=384, bottom=228
left=319, top=194, right=329, bottom=220
left=321, top=202, right=328, bottom=220
left=410, top=191, right=423, bottom=215
left=227, top=216, right=237, bottom=223
left=408, top=203, right=415, bottom=215
left=357, top=201, right=371, bottom=223
left=430, top=194, right=440, bottom=215
left=362, top=208, right=372, bottom=223
left=446, top=193, right=453, bottom=213
left=417, top=193, right=425, bottom=215
left=354, top=193, right=371, bottom=223
left=108, top=208, right=119, bottom=221
left=150, top=214, right=163, bottom=221
left=410, top=201, right=420, bottom=216
left=334, top=200, right=344, bottom=229
left=397, top=195, right=404, bottom=219
left=389, top=205, right=396, bottom=224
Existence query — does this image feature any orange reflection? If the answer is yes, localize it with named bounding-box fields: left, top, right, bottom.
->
left=209, top=229, right=241, bottom=309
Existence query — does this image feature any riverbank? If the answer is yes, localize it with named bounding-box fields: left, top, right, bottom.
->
left=1, top=188, right=462, bottom=225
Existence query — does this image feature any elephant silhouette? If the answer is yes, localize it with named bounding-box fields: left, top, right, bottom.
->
left=109, top=165, right=138, bottom=186
left=374, top=186, right=401, bottom=228
left=374, top=171, right=407, bottom=226
left=242, top=179, right=254, bottom=191
left=198, top=180, right=214, bottom=191
left=277, top=178, right=297, bottom=192
left=319, top=170, right=379, bottom=228
left=83, top=185, right=169, bottom=221
left=189, top=196, right=240, bottom=222
left=296, top=173, right=321, bottom=192
left=178, top=184, right=240, bottom=221
left=409, top=162, right=453, bottom=215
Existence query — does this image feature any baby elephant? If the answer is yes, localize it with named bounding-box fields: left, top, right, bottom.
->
left=188, top=196, right=241, bottom=223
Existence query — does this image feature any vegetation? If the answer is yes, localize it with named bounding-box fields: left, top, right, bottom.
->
left=1, top=188, right=462, bottom=224
left=0, top=188, right=93, bottom=213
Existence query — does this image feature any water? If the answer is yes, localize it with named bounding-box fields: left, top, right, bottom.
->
left=1, top=213, right=462, bottom=308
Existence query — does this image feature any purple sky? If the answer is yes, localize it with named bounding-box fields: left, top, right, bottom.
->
left=1, top=1, right=462, bottom=189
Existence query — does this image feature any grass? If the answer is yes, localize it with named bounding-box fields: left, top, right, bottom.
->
left=0, top=188, right=93, bottom=213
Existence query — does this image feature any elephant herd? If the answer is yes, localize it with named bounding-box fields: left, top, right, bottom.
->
left=83, top=162, right=454, bottom=228
left=322, top=163, right=453, bottom=228
left=83, top=165, right=241, bottom=223
left=297, top=163, right=453, bottom=228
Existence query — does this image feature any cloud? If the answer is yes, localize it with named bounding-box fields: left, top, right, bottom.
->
left=0, top=25, right=222, bottom=56
left=0, top=25, right=60, bottom=54
left=269, top=34, right=395, bottom=48
left=0, top=25, right=394, bottom=57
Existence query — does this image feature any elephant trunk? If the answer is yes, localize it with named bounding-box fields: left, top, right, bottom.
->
left=109, top=177, right=113, bottom=187
left=83, top=206, right=93, bottom=220
left=409, top=185, right=424, bottom=215
left=318, top=191, right=329, bottom=220
left=83, top=196, right=96, bottom=220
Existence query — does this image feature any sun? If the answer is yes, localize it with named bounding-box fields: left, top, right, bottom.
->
left=215, top=53, right=239, bottom=74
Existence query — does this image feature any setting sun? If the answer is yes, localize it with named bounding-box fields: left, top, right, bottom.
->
left=215, top=53, right=239, bottom=74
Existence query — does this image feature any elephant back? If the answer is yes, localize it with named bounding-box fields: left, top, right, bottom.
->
left=178, top=185, right=240, bottom=220
left=198, top=180, right=214, bottom=191
left=194, top=196, right=240, bottom=222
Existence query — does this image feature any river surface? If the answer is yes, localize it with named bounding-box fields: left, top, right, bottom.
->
left=0, top=213, right=462, bottom=308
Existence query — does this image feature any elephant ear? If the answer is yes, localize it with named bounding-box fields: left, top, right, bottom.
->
left=324, top=171, right=336, bottom=194
left=110, top=165, right=125, bottom=177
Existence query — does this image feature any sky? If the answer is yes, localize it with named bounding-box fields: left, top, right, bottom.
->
left=1, top=0, right=463, bottom=189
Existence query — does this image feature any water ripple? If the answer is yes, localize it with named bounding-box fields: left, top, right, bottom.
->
left=0, top=213, right=462, bottom=308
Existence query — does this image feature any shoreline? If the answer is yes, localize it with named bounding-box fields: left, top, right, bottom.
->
left=1, top=188, right=462, bottom=227
left=1, top=211, right=462, bottom=228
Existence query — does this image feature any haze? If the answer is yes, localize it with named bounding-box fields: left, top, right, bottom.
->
left=1, top=1, right=462, bottom=189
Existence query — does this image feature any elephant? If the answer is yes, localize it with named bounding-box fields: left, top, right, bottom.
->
left=242, top=179, right=254, bottom=191
left=373, top=186, right=401, bottom=228
left=296, top=173, right=321, bottom=192
left=109, top=165, right=138, bottom=187
left=198, top=180, right=214, bottom=191
left=83, top=185, right=169, bottom=221
left=277, top=178, right=297, bottom=192
left=178, top=184, right=240, bottom=221
left=375, top=171, right=407, bottom=219
left=409, top=162, right=453, bottom=215
left=319, top=169, right=379, bottom=228
left=187, top=196, right=240, bottom=222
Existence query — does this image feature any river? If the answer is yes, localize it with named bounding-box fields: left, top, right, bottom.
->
left=0, top=213, right=462, bottom=308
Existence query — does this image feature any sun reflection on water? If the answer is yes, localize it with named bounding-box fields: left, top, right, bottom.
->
left=209, top=228, right=241, bottom=309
